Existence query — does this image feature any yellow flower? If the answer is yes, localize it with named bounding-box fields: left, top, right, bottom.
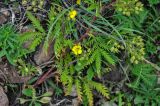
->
left=72, top=44, right=82, bottom=55
left=69, top=10, right=77, bottom=20
left=76, top=0, right=81, bottom=5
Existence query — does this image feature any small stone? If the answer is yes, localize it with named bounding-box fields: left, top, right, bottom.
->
left=1, top=8, right=10, bottom=16
left=34, top=41, right=54, bottom=65
left=102, top=102, right=117, bottom=106
left=0, top=15, right=7, bottom=25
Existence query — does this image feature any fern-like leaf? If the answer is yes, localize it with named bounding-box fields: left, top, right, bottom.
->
left=132, top=64, right=157, bottom=87
left=90, top=81, right=109, bottom=99
left=65, top=76, right=73, bottom=96
left=54, top=37, right=63, bottom=58
left=60, top=70, right=69, bottom=85
left=95, top=50, right=101, bottom=77
left=26, top=11, right=45, bottom=33
left=101, top=49, right=115, bottom=65
left=88, top=49, right=97, bottom=64
left=29, top=36, right=43, bottom=51
left=19, top=32, right=42, bottom=43
left=48, top=6, right=56, bottom=28
left=0, top=50, right=6, bottom=58
left=75, top=79, right=83, bottom=101
left=83, top=82, right=93, bottom=106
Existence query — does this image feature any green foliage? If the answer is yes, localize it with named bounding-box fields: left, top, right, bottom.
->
left=17, top=59, right=38, bottom=76
left=54, top=35, right=73, bottom=58
left=107, top=92, right=132, bottom=106
left=83, top=82, right=93, bottom=106
left=0, top=24, right=28, bottom=64
left=146, top=40, right=157, bottom=55
left=19, top=86, right=52, bottom=106
left=90, top=80, right=109, bottom=98
left=19, top=31, right=43, bottom=51
left=24, top=5, right=69, bottom=54
left=126, top=63, right=159, bottom=105
left=127, top=36, right=145, bottom=64
left=61, top=74, right=109, bottom=106
left=2, top=0, right=160, bottom=106
left=59, top=56, right=110, bottom=106
left=19, top=27, right=38, bottom=52
left=114, top=6, right=148, bottom=30
left=22, top=0, right=45, bottom=12
left=26, top=12, right=45, bottom=33
left=110, top=63, right=159, bottom=105
left=83, top=36, right=116, bottom=76
left=44, top=5, right=68, bottom=52
left=87, top=36, right=115, bottom=62
left=47, top=80, right=63, bottom=96
left=75, top=79, right=83, bottom=101
left=130, top=63, right=157, bottom=87
left=115, top=0, right=144, bottom=16
left=19, top=11, right=45, bottom=51
left=143, top=7, right=160, bottom=59
left=127, top=82, right=160, bottom=105
left=147, top=0, right=160, bottom=5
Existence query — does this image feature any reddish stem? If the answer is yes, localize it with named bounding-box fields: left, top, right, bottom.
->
left=33, top=67, right=54, bottom=87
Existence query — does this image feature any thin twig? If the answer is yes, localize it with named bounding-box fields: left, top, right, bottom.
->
left=33, top=67, right=55, bottom=87
left=55, top=99, right=67, bottom=106
left=143, top=58, right=160, bottom=71
left=9, top=5, right=15, bottom=24
left=119, top=62, right=130, bottom=82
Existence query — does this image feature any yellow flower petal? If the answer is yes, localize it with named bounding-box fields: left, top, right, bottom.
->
left=69, top=10, right=77, bottom=19
left=78, top=49, right=82, bottom=54
left=72, top=44, right=82, bottom=55
left=76, top=0, right=81, bottom=5
left=70, top=15, right=75, bottom=19
left=75, top=51, right=78, bottom=55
